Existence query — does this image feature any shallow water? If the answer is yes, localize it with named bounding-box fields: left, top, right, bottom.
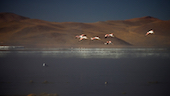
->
left=0, top=47, right=169, bottom=58
left=0, top=48, right=170, bottom=96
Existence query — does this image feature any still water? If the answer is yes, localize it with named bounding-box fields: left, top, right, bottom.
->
left=0, top=48, right=170, bottom=96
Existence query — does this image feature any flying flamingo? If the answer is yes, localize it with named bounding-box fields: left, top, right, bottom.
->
left=91, top=36, right=101, bottom=40
left=104, top=41, right=112, bottom=45
left=105, top=33, right=114, bottom=38
left=79, top=36, right=88, bottom=41
left=145, top=29, right=154, bottom=36
left=75, top=34, right=85, bottom=39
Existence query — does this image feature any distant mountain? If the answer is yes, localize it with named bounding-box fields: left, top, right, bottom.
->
left=0, top=13, right=170, bottom=48
left=125, top=16, right=161, bottom=22
left=0, top=12, right=29, bottom=22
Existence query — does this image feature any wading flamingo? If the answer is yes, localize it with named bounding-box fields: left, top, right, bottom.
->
left=91, top=36, right=101, bottom=40
left=146, top=30, right=154, bottom=36
left=104, top=41, right=112, bottom=45
left=105, top=33, right=114, bottom=38
left=79, top=36, right=88, bottom=41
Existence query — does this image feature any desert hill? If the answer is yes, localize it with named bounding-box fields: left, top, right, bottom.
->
left=0, top=12, right=30, bottom=22
left=0, top=13, right=170, bottom=48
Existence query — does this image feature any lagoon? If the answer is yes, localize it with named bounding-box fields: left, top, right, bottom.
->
left=0, top=48, right=170, bottom=96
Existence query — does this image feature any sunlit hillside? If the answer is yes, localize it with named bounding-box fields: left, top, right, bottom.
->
left=0, top=13, right=170, bottom=48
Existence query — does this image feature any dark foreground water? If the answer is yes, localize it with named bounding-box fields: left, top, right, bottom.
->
left=0, top=48, right=170, bottom=96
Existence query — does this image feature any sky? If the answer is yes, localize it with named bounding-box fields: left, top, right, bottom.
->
left=0, top=0, right=170, bottom=23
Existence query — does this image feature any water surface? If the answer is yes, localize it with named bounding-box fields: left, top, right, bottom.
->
left=0, top=48, right=170, bottom=96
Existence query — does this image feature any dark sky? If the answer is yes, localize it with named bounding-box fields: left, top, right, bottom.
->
left=0, top=0, right=170, bottom=22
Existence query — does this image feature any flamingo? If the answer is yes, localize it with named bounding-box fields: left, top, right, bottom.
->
left=43, top=63, right=46, bottom=66
left=79, top=36, right=88, bottom=41
left=91, top=36, right=101, bottom=40
left=146, top=30, right=154, bottom=36
left=104, top=41, right=112, bottom=45
left=105, top=33, right=114, bottom=38
left=75, top=34, right=85, bottom=39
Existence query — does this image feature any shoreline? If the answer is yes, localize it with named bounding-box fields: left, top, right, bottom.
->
left=0, top=45, right=169, bottom=51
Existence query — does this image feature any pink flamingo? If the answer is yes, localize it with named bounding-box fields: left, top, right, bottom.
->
left=105, top=33, right=114, bottom=38
left=104, top=41, right=112, bottom=45
left=146, top=29, right=154, bottom=36
left=75, top=34, right=85, bottom=39
left=79, top=36, right=88, bottom=41
left=91, top=36, right=101, bottom=40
